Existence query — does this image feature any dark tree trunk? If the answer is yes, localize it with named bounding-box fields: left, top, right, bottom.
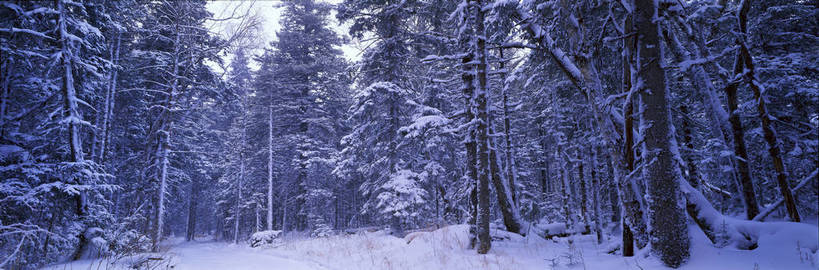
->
left=680, top=104, right=699, bottom=188
left=578, top=151, right=590, bottom=233
left=635, top=1, right=690, bottom=266
left=488, top=129, right=523, bottom=234
left=459, top=7, right=479, bottom=248
left=620, top=13, right=639, bottom=257
left=734, top=0, right=800, bottom=222
left=724, top=60, right=761, bottom=220
left=539, top=129, right=551, bottom=193
left=186, top=179, right=199, bottom=241
left=473, top=0, right=491, bottom=254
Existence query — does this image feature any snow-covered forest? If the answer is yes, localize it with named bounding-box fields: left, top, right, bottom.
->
left=1, top=0, right=817, bottom=269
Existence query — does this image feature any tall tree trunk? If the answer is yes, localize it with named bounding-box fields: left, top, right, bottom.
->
left=267, top=105, right=274, bottom=230
left=235, top=116, right=246, bottom=244
left=58, top=0, right=90, bottom=259
left=152, top=21, right=181, bottom=252
left=472, top=0, right=491, bottom=255
left=459, top=5, right=479, bottom=249
left=186, top=179, right=198, bottom=241
left=499, top=48, right=518, bottom=205
left=634, top=1, right=690, bottom=266
left=154, top=128, right=170, bottom=251
left=559, top=146, right=573, bottom=229
left=620, top=13, right=643, bottom=256
left=591, top=146, right=603, bottom=244
left=538, top=129, right=551, bottom=193
left=98, top=34, right=121, bottom=165
left=607, top=158, right=621, bottom=224
left=578, top=150, right=590, bottom=233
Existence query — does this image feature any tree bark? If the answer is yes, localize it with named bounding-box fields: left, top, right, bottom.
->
left=578, top=150, right=590, bottom=233
left=473, top=0, right=491, bottom=254
left=459, top=10, right=479, bottom=249
left=679, top=104, right=699, bottom=188
left=499, top=48, right=518, bottom=205
left=186, top=179, right=198, bottom=241
left=591, top=147, right=603, bottom=244
left=268, top=105, right=274, bottom=230
left=58, top=0, right=89, bottom=259
left=723, top=55, right=761, bottom=220
left=635, top=1, right=690, bottom=266
left=620, top=13, right=643, bottom=256
left=488, top=129, right=523, bottom=234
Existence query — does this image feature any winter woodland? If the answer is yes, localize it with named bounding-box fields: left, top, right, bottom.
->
left=0, top=0, right=817, bottom=269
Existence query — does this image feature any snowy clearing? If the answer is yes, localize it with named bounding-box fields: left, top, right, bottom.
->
left=41, top=223, right=819, bottom=270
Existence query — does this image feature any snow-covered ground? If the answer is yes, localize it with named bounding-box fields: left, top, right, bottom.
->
left=42, top=238, right=324, bottom=270
left=43, top=223, right=819, bottom=270
left=267, top=224, right=819, bottom=270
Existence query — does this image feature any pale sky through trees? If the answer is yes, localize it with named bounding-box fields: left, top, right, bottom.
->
left=206, top=0, right=361, bottom=72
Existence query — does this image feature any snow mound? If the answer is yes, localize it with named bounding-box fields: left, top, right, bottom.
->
left=250, top=230, right=283, bottom=248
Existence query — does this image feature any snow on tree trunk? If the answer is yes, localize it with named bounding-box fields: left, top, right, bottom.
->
left=471, top=0, right=491, bottom=255
left=591, top=147, right=603, bottom=244
left=155, top=128, right=170, bottom=252
left=662, top=24, right=740, bottom=194
left=578, top=150, right=590, bottom=233
left=98, top=33, right=121, bottom=164
left=513, top=5, right=647, bottom=248
left=235, top=112, right=246, bottom=244
left=634, top=1, right=690, bottom=266
left=458, top=2, right=479, bottom=249
left=488, top=126, right=523, bottom=234
left=268, top=105, right=274, bottom=231
left=57, top=0, right=90, bottom=259
left=153, top=21, right=182, bottom=252
left=621, top=13, right=647, bottom=255
left=499, top=48, right=518, bottom=206
left=186, top=179, right=198, bottom=241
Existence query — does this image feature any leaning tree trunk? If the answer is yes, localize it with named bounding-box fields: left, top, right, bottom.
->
left=488, top=128, right=523, bottom=234
left=634, top=1, right=690, bottom=267
left=666, top=17, right=742, bottom=201
left=722, top=25, right=762, bottom=219
left=734, top=0, right=800, bottom=222
left=499, top=48, right=519, bottom=205
left=512, top=2, right=648, bottom=249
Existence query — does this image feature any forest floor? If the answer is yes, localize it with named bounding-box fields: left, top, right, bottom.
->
left=43, top=222, right=819, bottom=270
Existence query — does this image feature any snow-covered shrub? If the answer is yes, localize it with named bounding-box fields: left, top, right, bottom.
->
left=76, top=227, right=109, bottom=259
left=109, top=229, right=151, bottom=255
left=311, top=223, right=334, bottom=238
left=373, top=169, right=428, bottom=233
left=250, top=230, right=283, bottom=248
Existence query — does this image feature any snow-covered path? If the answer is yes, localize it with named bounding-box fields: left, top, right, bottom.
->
left=169, top=241, right=324, bottom=270
left=43, top=240, right=326, bottom=270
